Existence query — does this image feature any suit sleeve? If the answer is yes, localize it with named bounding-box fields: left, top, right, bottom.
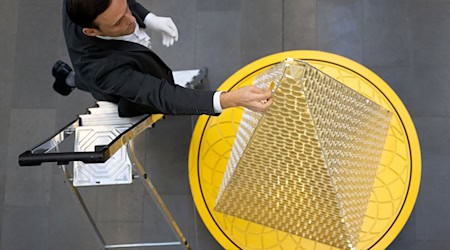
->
left=128, top=0, right=150, bottom=21
left=95, top=60, right=217, bottom=116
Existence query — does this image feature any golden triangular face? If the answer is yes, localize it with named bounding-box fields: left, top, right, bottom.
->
left=215, top=59, right=392, bottom=250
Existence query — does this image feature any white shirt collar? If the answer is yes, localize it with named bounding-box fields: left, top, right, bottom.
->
left=97, top=22, right=151, bottom=49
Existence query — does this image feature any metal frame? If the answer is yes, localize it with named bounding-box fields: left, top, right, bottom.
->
left=19, top=114, right=191, bottom=249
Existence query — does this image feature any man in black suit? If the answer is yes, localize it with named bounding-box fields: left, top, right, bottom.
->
left=54, top=0, right=273, bottom=117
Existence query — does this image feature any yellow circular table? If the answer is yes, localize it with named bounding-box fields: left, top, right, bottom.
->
left=189, top=51, right=421, bottom=250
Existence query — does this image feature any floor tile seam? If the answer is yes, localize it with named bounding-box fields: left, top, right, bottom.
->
left=2, top=1, right=19, bottom=86
left=192, top=198, right=200, bottom=249
left=157, top=192, right=192, bottom=196
left=356, top=0, right=364, bottom=63
left=365, top=62, right=411, bottom=68
left=140, top=187, right=146, bottom=241
left=196, top=9, right=242, bottom=15
left=9, top=103, right=58, bottom=109
left=406, top=0, right=414, bottom=69
left=0, top=174, right=6, bottom=246
left=415, top=236, right=450, bottom=242
left=194, top=0, right=198, bottom=70
left=8, top=107, right=57, bottom=112
left=95, top=218, right=144, bottom=224
left=410, top=111, right=450, bottom=117
left=412, top=115, right=450, bottom=118
left=362, top=0, right=366, bottom=65
left=369, top=66, right=411, bottom=70
left=17, top=0, right=60, bottom=7
left=315, top=0, right=319, bottom=49
left=281, top=0, right=285, bottom=52
left=409, top=63, right=450, bottom=70
left=415, top=240, right=450, bottom=242
left=139, top=137, right=148, bottom=241
left=196, top=0, right=242, bottom=12
left=418, top=155, right=450, bottom=161
left=2, top=204, right=50, bottom=210
left=410, top=1, right=450, bottom=7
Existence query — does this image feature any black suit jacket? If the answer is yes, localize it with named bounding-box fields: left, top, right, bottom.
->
left=63, top=0, right=216, bottom=117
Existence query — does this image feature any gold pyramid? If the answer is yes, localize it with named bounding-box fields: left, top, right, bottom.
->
left=215, top=59, right=393, bottom=249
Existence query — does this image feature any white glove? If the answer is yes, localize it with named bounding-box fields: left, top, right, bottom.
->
left=144, top=13, right=179, bottom=47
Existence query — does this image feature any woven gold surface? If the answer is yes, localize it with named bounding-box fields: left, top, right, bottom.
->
left=215, top=59, right=392, bottom=249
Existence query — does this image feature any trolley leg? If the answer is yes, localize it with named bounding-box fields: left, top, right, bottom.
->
left=59, top=165, right=107, bottom=249
left=127, top=141, right=191, bottom=250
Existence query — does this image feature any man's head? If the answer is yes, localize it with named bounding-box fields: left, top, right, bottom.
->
left=66, top=0, right=136, bottom=37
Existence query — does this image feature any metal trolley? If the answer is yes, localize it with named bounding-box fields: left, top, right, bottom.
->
left=18, top=68, right=208, bottom=250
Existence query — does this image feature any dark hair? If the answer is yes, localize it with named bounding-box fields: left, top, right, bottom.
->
left=66, top=0, right=112, bottom=29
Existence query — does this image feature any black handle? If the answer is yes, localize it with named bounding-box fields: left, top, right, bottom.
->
left=18, top=150, right=107, bottom=167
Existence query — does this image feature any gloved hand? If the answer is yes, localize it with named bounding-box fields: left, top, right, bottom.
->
left=144, top=13, right=179, bottom=47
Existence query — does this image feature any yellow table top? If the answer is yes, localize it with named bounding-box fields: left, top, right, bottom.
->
left=188, top=51, right=421, bottom=250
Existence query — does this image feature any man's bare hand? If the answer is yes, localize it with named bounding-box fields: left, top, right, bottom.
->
left=220, top=85, right=273, bottom=113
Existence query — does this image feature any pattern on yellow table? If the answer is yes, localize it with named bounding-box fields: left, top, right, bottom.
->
left=189, top=51, right=421, bottom=250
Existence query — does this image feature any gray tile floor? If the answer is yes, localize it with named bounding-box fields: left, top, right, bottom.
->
left=0, top=0, right=448, bottom=249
